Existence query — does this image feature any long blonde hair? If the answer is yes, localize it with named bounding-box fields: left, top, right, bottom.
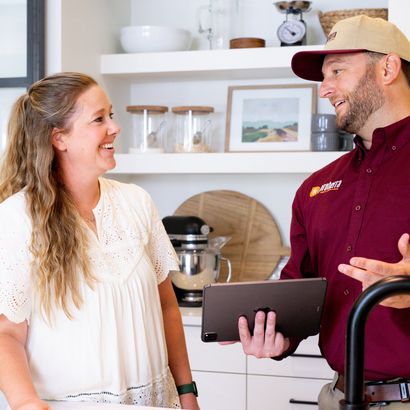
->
left=0, top=72, right=98, bottom=319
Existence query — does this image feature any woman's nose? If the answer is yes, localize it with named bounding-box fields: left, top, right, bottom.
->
left=109, top=119, right=121, bottom=135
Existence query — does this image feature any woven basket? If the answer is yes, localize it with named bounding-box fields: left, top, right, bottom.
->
left=319, top=8, right=388, bottom=36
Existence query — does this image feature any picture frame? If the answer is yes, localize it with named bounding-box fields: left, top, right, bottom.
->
left=225, top=84, right=317, bottom=152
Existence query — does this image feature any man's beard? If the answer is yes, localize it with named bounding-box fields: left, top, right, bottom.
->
left=336, top=64, right=385, bottom=134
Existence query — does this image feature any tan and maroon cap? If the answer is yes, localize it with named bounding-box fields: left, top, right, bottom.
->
left=291, top=15, right=410, bottom=82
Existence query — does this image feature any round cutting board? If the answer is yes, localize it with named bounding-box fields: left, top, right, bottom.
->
left=174, top=190, right=290, bottom=282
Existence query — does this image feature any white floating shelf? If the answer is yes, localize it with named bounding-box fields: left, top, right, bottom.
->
left=109, top=152, right=346, bottom=174
left=101, top=45, right=324, bottom=81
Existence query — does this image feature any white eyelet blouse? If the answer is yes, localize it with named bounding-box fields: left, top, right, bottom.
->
left=0, top=178, right=181, bottom=408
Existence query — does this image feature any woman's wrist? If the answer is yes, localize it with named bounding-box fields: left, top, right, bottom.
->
left=177, top=380, right=198, bottom=397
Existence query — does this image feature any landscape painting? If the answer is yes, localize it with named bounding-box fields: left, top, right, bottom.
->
left=225, top=84, right=317, bottom=152
left=241, top=97, right=299, bottom=143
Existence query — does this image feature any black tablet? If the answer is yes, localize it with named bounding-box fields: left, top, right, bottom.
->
left=201, top=278, right=327, bottom=342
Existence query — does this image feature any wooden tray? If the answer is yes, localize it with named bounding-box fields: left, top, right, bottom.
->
left=174, top=190, right=290, bottom=282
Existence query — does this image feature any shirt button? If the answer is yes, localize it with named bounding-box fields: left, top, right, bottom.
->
left=355, top=205, right=361, bottom=211
left=344, top=289, right=350, bottom=296
left=346, top=245, right=352, bottom=252
left=392, top=145, right=397, bottom=151
left=366, top=168, right=372, bottom=174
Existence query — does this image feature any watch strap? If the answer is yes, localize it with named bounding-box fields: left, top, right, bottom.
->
left=177, top=381, right=198, bottom=397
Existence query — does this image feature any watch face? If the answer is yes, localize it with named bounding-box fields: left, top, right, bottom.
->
left=277, top=20, right=306, bottom=44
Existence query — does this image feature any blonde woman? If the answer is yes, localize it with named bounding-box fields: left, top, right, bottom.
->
left=0, top=72, right=199, bottom=410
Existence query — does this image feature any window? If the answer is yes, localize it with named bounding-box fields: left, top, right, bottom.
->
left=0, top=0, right=44, bottom=149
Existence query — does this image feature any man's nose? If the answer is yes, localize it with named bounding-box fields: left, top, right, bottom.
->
left=319, top=78, right=333, bottom=99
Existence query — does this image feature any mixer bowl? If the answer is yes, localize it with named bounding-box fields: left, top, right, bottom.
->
left=171, top=250, right=231, bottom=290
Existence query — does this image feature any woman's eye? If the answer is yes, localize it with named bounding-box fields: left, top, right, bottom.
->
left=94, top=116, right=103, bottom=123
left=109, top=112, right=114, bottom=119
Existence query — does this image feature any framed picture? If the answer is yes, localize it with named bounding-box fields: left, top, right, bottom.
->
left=225, top=84, right=317, bottom=152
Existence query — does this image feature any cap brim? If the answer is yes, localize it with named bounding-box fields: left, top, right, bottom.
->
left=291, top=49, right=366, bottom=82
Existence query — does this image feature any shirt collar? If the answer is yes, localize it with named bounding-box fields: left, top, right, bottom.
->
left=353, top=115, right=410, bottom=160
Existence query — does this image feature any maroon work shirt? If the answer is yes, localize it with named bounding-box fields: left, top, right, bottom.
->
left=280, top=116, right=410, bottom=380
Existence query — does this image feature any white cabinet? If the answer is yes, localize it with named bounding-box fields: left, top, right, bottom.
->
left=184, top=325, right=246, bottom=373
left=247, top=337, right=333, bottom=410
left=182, top=311, right=333, bottom=410
left=193, top=371, right=246, bottom=410
left=247, top=375, right=327, bottom=410
left=184, top=324, right=246, bottom=410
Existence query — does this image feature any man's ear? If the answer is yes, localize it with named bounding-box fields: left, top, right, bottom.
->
left=51, top=128, right=67, bottom=151
left=381, top=53, right=402, bottom=85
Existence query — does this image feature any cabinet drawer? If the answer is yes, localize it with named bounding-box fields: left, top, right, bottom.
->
left=247, top=374, right=330, bottom=410
left=193, top=370, right=246, bottom=410
left=247, top=354, right=332, bottom=379
left=184, top=325, right=246, bottom=373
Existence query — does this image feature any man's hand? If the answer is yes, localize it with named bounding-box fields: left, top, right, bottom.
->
left=238, top=311, right=290, bottom=358
left=338, top=233, right=410, bottom=308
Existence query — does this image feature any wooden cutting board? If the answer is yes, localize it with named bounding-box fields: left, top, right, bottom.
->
left=174, top=190, right=290, bottom=282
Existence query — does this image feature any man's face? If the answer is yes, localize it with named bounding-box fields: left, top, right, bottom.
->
left=320, top=53, right=385, bottom=134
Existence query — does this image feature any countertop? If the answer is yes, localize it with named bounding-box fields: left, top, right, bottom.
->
left=180, top=306, right=202, bottom=326
left=47, top=402, right=171, bottom=409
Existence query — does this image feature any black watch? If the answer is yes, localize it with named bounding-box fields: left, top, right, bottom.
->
left=177, top=381, right=198, bottom=397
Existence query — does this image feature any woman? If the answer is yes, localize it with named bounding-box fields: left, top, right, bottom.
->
left=0, top=72, right=199, bottom=410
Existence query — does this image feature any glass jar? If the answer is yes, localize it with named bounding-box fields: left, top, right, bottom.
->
left=126, top=105, right=168, bottom=153
left=171, top=106, right=214, bottom=153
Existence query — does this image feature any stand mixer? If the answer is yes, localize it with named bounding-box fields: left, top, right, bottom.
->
left=162, top=215, right=232, bottom=307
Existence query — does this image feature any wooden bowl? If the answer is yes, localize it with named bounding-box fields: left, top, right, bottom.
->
left=229, top=37, right=266, bottom=49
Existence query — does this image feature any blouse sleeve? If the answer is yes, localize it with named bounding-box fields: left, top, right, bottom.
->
left=0, top=195, right=32, bottom=324
left=146, top=196, right=180, bottom=284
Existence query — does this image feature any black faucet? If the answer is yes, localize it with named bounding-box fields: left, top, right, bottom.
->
left=339, top=275, right=410, bottom=409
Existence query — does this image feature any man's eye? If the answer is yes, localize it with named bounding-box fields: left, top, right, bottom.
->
left=334, top=69, right=342, bottom=75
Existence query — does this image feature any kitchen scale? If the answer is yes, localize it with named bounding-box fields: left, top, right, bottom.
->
left=274, top=1, right=312, bottom=46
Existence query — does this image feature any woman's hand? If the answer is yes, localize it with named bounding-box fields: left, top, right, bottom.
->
left=338, top=233, right=410, bottom=308
left=179, top=392, right=200, bottom=410
left=12, top=397, right=50, bottom=410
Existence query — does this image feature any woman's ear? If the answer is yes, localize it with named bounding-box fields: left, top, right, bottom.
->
left=381, top=53, right=402, bottom=85
left=51, top=128, right=67, bottom=151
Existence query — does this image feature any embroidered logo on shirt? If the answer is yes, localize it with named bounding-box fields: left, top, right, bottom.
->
left=309, top=180, right=342, bottom=197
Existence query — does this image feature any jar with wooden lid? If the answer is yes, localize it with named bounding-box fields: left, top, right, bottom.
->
left=126, top=105, right=168, bottom=153
left=171, top=106, right=214, bottom=153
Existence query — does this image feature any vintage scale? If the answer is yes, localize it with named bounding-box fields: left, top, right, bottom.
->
left=274, top=1, right=312, bottom=46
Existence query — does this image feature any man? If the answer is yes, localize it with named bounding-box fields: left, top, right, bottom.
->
left=238, top=15, right=410, bottom=410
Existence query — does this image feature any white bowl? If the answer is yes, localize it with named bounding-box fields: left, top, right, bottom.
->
left=120, top=25, right=192, bottom=53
